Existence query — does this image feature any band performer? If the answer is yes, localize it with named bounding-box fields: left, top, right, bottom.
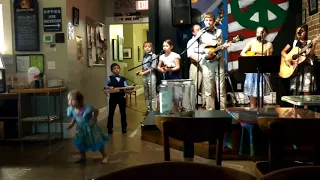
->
left=187, top=24, right=204, bottom=105
left=240, top=26, right=273, bottom=108
left=281, top=24, right=318, bottom=109
left=157, top=39, right=181, bottom=80
left=198, top=12, right=228, bottom=110
left=136, top=41, right=157, bottom=113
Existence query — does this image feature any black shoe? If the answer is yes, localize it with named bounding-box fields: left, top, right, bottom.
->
left=122, top=128, right=127, bottom=133
left=108, top=129, right=113, bottom=134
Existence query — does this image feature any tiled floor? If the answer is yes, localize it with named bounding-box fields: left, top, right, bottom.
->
left=0, top=95, right=256, bottom=180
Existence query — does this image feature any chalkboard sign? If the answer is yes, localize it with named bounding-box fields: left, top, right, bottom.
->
left=14, top=0, right=40, bottom=51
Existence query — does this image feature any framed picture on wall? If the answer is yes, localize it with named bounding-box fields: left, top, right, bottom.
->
left=112, top=39, right=118, bottom=61
left=123, top=48, right=132, bottom=59
left=118, top=35, right=124, bottom=61
left=72, top=7, right=79, bottom=26
left=308, top=0, right=318, bottom=16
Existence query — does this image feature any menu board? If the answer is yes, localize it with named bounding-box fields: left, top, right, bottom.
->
left=13, top=0, right=40, bottom=51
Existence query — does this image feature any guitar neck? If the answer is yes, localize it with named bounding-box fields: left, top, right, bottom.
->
left=300, top=41, right=313, bottom=54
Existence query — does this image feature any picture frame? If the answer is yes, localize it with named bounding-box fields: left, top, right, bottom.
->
left=302, top=9, right=306, bottom=24
left=138, top=46, right=141, bottom=62
left=308, top=0, right=318, bottom=16
left=72, top=7, right=79, bottom=26
left=123, top=48, right=132, bottom=59
left=112, top=39, right=118, bottom=61
left=117, top=35, right=124, bottom=61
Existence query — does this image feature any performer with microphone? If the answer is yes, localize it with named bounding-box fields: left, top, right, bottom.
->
left=197, top=12, right=229, bottom=110
left=281, top=24, right=318, bottom=109
left=136, top=41, right=158, bottom=113
left=157, top=39, right=181, bottom=80
left=241, top=26, right=273, bottom=108
left=187, top=24, right=204, bottom=106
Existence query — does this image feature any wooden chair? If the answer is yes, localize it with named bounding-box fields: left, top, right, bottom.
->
left=258, top=166, right=320, bottom=180
left=157, top=115, right=231, bottom=165
left=94, top=161, right=256, bottom=180
left=256, top=116, right=320, bottom=176
left=125, top=90, right=137, bottom=106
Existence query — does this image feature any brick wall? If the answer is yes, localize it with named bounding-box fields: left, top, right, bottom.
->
left=303, top=0, right=320, bottom=56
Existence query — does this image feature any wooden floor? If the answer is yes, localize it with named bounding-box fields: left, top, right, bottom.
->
left=0, top=94, right=258, bottom=180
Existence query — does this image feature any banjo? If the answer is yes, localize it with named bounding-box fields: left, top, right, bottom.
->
left=103, top=85, right=136, bottom=94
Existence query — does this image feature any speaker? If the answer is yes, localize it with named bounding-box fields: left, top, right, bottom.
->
left=172, top=0, right=191, bottom=27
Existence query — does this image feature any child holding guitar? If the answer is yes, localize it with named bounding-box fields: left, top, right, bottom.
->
left=157, top=39, right=181, bottom=80
left=197, top=12, right=230, bottom=110
left=104, top=63, right=134, bottom=134
left=240, top=26, right=273, bottom=108
left=280, top=25, right=319, bottom=109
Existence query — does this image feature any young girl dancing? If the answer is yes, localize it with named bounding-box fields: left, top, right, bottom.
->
left=67, top=90, right=110, bottom=163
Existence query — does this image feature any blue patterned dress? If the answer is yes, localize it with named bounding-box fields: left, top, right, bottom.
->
left=67, top=105, right=110, bottom=152
left=244, top=73, right=270, bottom=97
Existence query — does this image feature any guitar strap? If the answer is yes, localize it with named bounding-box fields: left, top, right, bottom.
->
left=292, top=40, right=297, bottom=48
left=292, top=40, right=311, bottom=48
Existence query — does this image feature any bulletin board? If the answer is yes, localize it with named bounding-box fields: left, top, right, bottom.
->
left=16, top=54, right=44, bottom=73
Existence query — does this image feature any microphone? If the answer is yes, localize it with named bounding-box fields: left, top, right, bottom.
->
left=201, top=26, right=210, bottom=31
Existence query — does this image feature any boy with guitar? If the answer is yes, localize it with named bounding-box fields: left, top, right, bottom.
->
left=104, top=63, right=133, bottom=134
left=197, top=12, right=229, bottom=110
left=280, top=25, right=319, bottom=109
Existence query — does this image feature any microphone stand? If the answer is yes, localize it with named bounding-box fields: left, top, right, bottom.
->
left=257, top=34, right=264, bottom=111
left=180, top=28, right=207, bottom=110
left=295, top=33, right=301, bottom=96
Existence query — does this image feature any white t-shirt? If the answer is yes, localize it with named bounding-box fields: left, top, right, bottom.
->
left=187, top=36, right=200, bottom=59
left=159, top=52, right=181, bottom=67
left=200, top=28, right=223, bottom=47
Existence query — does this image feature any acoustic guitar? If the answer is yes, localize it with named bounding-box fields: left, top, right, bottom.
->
left=279, top=35, right=319, bottom=78
left=203, top=35, right=243, bottom=60
left=246, top=51, right=256, bottom=56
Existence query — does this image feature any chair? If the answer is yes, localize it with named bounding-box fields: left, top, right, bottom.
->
left=94, top=161, right=256, bottom=180
left=157, top=115, right=231, bottom=165
left=258, top=166, right=320, bottom=180
left=239, top=122, right=255, bottom=156
left=256, top=116, right=320, bottom=175
left=125, top=90, right=137, bottom=106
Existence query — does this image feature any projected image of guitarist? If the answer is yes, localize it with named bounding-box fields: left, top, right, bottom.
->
left=280, top=25, right=319, bottom=109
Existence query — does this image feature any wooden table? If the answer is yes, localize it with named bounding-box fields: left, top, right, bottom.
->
left=155, top=110, right=233, bottom=158
left=226, top=107, right=319, bottom=124
left=282, top=95, right=320, bottom=106
left=0, top=87, right=67, bottom=144
left=227, top=107, right=320, bottom=176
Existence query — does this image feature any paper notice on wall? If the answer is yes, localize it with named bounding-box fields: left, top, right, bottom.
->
left=16, top=56, right=30, bottom=72
left=3, top=56, right=13, bottom=65
left=47, top=61, right=56, bottom=70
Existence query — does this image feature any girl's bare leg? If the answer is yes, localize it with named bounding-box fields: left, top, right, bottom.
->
left=250, top=96, right=257, bottom=108
left=100, top=148, right=108, bottom=164
left=304, top=92, right=310, bottom=109
left=74, top=152, right=86, bottom=163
